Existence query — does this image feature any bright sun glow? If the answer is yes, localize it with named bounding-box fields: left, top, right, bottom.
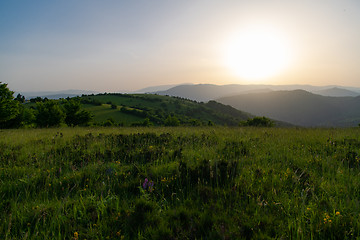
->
left=223, top=25, right=294, bottom=81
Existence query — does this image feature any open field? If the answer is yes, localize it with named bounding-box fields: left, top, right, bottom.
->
left=1, top=127, right=360, bottom=239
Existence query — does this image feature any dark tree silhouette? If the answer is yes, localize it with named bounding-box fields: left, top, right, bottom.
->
left=0, top=82, right=20, bottom=128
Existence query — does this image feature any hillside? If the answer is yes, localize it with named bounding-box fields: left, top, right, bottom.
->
left=217, top=90, right=360, bottom=127
left=81, top=93, right=253, bottom=126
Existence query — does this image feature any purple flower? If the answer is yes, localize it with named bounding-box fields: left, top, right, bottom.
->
left=142, top=178, right=149, bottom=189
left=142, top=178, right=154, bottom=192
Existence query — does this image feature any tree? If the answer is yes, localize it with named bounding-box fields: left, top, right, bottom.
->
left=164, top=115, right=180, bottom=126
left=30, top=97, right=43, bottom=103
left=0, top=82, right=20, bottom=128
left=6, top=106, right=35, bottom=128
left=35, top=100, right=65, bottom=127
left=62, top=98, right=92, bottom=126
left=15, top=93, right=25, bottom=103
left=240, top=116, right=274, bottom=127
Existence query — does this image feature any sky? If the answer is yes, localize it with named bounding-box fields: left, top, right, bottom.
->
left=1, top=0, right=360, bottom=92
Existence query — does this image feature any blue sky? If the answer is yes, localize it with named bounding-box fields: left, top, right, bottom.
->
left=1, top=0, right=360, bottom=92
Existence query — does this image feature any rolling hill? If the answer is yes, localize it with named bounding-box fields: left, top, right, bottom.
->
left=80, top=93, right=255, bottom=126
left=217, top=90, right=360, bottom=127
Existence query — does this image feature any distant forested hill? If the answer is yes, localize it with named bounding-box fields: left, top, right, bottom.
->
left=217, top=90, right=360, bottom=127
left=80, top=93, right=255, bottom=126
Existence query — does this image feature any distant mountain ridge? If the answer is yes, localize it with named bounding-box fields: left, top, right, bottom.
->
left=217, top=89, right=360, bottom=127
left=314, top=87, right=360, bottom=97
left=134, top=83, right=194, bottom=93
left=17, top=90, right=98, bottom=99
left=155, top=84, right=360, bottom=101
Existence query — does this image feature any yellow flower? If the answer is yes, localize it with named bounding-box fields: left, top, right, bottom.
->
left=336, top=211, right=340, bottom=216
left=74, top=232, right=79, bottom=240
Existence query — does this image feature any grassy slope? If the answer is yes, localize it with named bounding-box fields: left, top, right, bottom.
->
left=1, top=127, right=360, bottom=239
left=82, top=104, right=143, bottom=125
left=82, top=94, right=253, bottom=126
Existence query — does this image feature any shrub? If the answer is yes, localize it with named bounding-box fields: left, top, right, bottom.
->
left=240, top=116, right=274, bottom=127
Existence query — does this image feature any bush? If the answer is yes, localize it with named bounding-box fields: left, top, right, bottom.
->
left=240, top=116, right=274, bottom=127
left=63, top=98, right=93, bottom=126
left=164, top=115, right=180, bottom=126
left=35, top=100, right=65, bottom=127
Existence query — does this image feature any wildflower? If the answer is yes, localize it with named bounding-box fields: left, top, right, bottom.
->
left=323, top=212, right=331, bottom=224
left=336, top=211, right=340, bottom=216
left=142, top=178, right=149, bottom=189
left=74, top=232, right=79, bottom=240
left=48, top=184, right=51, bottom=187
left=142, top=178, right=154, bottom=192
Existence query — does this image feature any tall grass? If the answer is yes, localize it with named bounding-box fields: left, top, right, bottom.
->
left=1, top=127, right=360, bottom=239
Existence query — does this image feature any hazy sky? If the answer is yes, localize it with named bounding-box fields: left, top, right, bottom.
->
left=1, top=0, right=360, bottom=92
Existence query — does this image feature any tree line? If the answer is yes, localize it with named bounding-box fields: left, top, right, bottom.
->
left=0, top=82, right=92, bottom=128
left=1, top=82, right=281, bottom=128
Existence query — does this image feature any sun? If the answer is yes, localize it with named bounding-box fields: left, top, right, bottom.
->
left=223, top=25, right=294, bottom=81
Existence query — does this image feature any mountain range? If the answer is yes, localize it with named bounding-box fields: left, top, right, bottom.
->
left=155, top=84, right=360, bottom=102
left=17, top=83, right=360, bottom=127
left=217, top=90, right=360, bottom=127
left=154, top=84, right=360, bottom=127
left=16, top=90, right=98, bottom=99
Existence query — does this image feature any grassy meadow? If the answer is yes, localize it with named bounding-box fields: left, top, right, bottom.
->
left=1, top=127, right=360, bottom=239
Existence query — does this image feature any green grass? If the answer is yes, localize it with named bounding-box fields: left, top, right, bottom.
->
left=1, top=127, right=360, bottom=239
left=82, top=104, right=143, bottom=125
